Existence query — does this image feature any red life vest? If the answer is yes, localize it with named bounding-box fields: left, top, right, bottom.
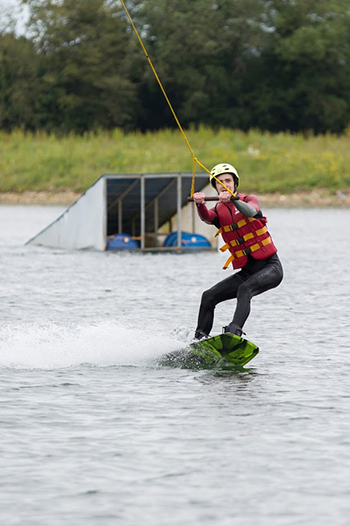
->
left=215, top=198, right=277, bottom=270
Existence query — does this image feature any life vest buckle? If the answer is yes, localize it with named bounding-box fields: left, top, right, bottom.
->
left=224, top=223, right=238, bottom=232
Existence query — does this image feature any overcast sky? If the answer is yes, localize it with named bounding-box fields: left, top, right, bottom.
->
left=0, top=0, right=30, bottom=34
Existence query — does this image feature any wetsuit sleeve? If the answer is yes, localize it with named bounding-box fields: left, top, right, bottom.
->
left=234, top=194, right=261, bottom=217
left=195, top=203, right=219, bottom=226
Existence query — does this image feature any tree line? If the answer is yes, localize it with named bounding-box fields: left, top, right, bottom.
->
left=1, top=0, right=350, bottom=135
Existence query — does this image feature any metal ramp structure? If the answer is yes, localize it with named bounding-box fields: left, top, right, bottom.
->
left=26, top=172, right=216, bottom=251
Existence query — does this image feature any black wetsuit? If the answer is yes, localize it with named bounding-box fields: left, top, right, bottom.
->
left=195, top=252, right=283, bottom=337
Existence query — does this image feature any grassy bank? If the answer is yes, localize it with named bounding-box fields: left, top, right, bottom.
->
left=1, top=127, right=350, bottom=194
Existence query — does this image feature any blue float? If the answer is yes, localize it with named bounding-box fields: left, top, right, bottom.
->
left=106, top=233, right=139, bottom=250
left=163, top=231, right=211, bottom=248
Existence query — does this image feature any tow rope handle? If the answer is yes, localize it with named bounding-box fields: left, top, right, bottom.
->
left=187, top=196, right=239, bottom=202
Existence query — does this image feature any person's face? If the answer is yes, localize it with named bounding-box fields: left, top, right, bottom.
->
left=215, top=173, right=235, bottom=194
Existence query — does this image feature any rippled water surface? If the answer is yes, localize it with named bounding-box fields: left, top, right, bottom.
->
left=1, top=205, right=349, bottom=525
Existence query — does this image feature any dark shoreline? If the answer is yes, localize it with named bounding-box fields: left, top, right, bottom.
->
left=0, top=189, right=349, bottom=207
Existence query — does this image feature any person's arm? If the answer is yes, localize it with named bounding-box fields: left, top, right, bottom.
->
left=216, top=191, right=260, bottom=217
left=192, top=192, right=218, bottom=225
left=233, top=194, right=260, bottom=217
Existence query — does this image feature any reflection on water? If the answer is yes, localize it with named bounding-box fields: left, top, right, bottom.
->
left=196, top=369, right=258, bottom=389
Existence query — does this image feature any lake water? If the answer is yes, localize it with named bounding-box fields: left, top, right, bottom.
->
left=1, top=204, right=349, bottom=526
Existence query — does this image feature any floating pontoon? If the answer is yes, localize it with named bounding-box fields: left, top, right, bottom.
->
left=26, top=172, right=216, bottom=251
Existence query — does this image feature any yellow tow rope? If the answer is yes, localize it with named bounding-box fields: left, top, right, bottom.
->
left=120, top=0, right=235, bottom=198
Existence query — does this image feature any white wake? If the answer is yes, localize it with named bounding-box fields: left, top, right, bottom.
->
left=0, top=321, right=187, bottom=369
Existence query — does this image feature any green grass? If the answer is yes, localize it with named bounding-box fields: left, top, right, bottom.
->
left=1, top=126, right=350, bottom=193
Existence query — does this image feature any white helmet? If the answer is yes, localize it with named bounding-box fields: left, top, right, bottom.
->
left=210, top=163, right=240, bottom=189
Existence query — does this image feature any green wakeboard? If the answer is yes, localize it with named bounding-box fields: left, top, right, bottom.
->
left=161, top=333, right=259, bottom=369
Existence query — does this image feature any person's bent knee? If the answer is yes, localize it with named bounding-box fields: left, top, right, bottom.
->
left=236, top=281, right=253, bottom=301
left=201, top=289, right=216, bottom=308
